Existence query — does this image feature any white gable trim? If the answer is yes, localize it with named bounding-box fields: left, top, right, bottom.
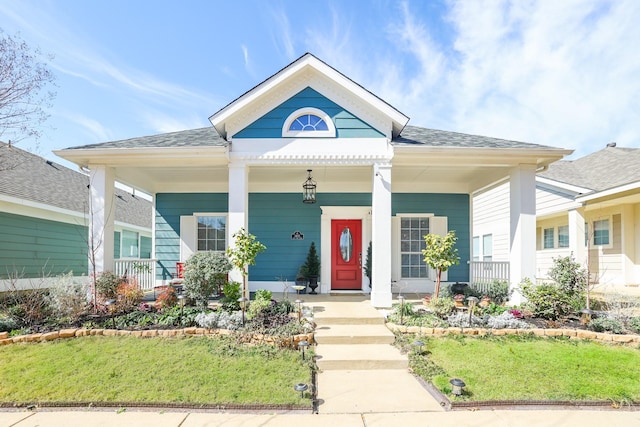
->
left=537, top=176, right=591, bottom=195
left=210, top=54, right=409, bottom=140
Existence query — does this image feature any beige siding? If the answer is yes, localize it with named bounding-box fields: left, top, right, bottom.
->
left=536, top=183, right=581, bottom=217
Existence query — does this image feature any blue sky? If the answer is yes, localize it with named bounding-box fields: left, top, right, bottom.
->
left=1, top=0, right=639, bottom=167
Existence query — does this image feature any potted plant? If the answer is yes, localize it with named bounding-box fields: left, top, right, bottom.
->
left=301, top=241, right=320, bottom=294
left=364, top=241, right=372, bottom=288
left=454, top=294, right=465, bottom=307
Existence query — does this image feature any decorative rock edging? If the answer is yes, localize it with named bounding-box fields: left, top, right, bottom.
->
left=0, top=328, right=314, bottom=349
left=386, top=323, right=640, bottom=344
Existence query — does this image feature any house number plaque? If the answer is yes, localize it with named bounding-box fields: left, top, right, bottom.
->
left=291, top=231, right=304, bottom=240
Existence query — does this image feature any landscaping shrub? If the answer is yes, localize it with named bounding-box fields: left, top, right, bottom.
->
left=195, top=310, right=243, bottom=330
left=446, top=312, right=483, bottom=327
left=485, top=311, right=529, bottom=329
left=95, top=271, right=124, bottom=300
left=548, top=255, right=588, bottom=295
left=4, top=289, right=51, bottom=327
left=0, top=315, right=18, bottom=332
left=486, top=280, right=512, bottom=305
left=589, top=316, right=624, bottom=334
left=182, top=251, right=232, bottom=307
left=47, top=272, right=90, bottom=322
left=115, top=279, right=143, bottom=312
left=221, top=281, right=242, bottom=311
left=520, top=279, right=574, bottom=320
left=247, top=289, right=273, bottom=320
left=155, top=286, right=177, bottom=310
left=481, top=302, right=509, bottom=316
left=628, top=316, right=640, bottom=334
left=428, top=297, right=455, bottom=318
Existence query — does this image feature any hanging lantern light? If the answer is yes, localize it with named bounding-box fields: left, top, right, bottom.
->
left=302, top=169, right=316, bottom=204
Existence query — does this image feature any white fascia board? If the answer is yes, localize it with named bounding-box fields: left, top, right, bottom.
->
left=209, top=54, right=409, bottom=139
left=54, top=146, right=228, bottom=168
left=576, top=180, right=640, bottom=203
left=536, top=176, right=591, bottom=194
left=114, top=221, right=152, bottom=235
left=393, top=146, right=572, bottom=166
left=0, top=194, right=86, bottom=223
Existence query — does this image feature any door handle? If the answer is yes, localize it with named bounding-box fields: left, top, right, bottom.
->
left=358, top=252, right=362, bottom=269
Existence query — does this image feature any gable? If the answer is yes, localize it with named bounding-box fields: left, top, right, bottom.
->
left=233, top=87, right=385, bottom=139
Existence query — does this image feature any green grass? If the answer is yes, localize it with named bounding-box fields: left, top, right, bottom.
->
left=404, top=335, right=640, bottom=403
left=0, top=336, right=311, bottom=406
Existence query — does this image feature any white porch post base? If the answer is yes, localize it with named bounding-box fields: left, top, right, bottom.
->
left=370, top=163, right=392, bottom=308
left=228, top=162, right=248, bottom=286
left=509, top=165, right=537, bottom=305
left=89, top=166, right=115, bottom=275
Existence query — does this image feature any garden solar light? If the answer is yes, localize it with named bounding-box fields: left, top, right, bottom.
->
left=466, top=296, right=479, bottom=326
left=294, top=383, right=308, bottom=398
left=177, top=294, right=185, bottom=320
left=298, top=340, right=309, bottom=360
left=105, top=299, right=116, bottom=329
left=412, top=340, right=424, bottom=354
left=449, top=378, right=466, bottom=396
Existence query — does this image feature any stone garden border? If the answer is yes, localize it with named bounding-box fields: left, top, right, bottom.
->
left=386, top=323, right=640, bottom=345
left=0, top=328, right=314, bottom=349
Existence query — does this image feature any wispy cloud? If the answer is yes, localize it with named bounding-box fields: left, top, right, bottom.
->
left=56, top=111, right=112, bottom=142
left=269, top=7, right=296, bottom=60
left=140, top=111, right=208, bottom=134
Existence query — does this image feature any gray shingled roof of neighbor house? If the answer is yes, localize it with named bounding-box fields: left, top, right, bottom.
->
left=0, top=142, right=152, bottom=229
left=539, top=146, right=640, bottom=192
left=62, top=124, right=558, bottom=152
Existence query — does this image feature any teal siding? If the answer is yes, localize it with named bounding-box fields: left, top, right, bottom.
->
left=248, top=192, right=371, bottom=281
left=140, top=236, right=152, bottom=259
left=392, top=193, right=470, bottom=282
left=155, top=193, right=228, bottom=279
left=114, top=231, right=121, bottom=259
left=234, top=87, right=384, bottom=139
left=0, top=212, right=88, bottom=279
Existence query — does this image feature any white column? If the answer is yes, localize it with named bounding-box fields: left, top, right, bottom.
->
left=509, top=165, right=536, bottom=304
left=621, top=204, right=635, bottom=285
left=371, top=163, right=392, bottom=307
left=568, top=207, right=586, bottom=265
left=228, top=162, right=249, bottom=285
left=89, top=165, right=115, bottom=275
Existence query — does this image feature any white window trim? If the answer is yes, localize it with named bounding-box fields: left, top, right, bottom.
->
left=557, top=225, right=569, bottom=249
left=542, top=227, right=555, bottom=250
left=539, top=225, right=571, bottom=250
left=590, top=216, right=613, bottom=249
left=282, top=107, right=336, bottom=137
left=120, top=230, right=140, bottom=259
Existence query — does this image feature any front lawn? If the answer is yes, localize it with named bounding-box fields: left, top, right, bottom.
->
left=399, top=334, right=640, bottom=403
left=0, top=335, right=311, bottom=407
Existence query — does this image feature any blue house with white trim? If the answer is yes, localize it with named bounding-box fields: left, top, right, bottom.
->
left=55, top=53, right=571, bottom=307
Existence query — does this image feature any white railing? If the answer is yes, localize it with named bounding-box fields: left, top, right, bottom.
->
left=113, top=259, right=156, bottom=290
left=470, top=261, right=510, bottom=293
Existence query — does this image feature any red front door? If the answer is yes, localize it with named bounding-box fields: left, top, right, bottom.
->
left=331, top=219, right=362, bottom=290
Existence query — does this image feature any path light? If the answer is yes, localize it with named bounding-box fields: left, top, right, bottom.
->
left=177, top=294, right=185, bottom=323
left=412, top=340, right=424, bottom=355
left=302, top=169, right=316, bottom=204
left=580, top=309, right=595, bottom=326
left=295, top=299, right=304, bottom=322
left=449, top=378, right=466, bottom=396
left=298, top=340, right=309, bottom=360
left=466, top=296, right=479, bottom=327
left=398, top=295, right=405, bottom=325
left=294, top=383, right=309, bottom=398
left=105, top=299, right=116, bottom=329
left=238, top=297, right=249, bottom=326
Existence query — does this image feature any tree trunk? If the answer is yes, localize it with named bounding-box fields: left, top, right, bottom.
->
left=434, top=269, right=442, bottom=299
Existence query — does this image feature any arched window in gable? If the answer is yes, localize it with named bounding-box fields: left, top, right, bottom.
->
left=282, top=107, right=336, bottom=137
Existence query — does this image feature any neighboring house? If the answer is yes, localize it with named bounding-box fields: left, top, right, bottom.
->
left=0, top=142, right=153, bottom=291
left=473, top=143, right=640, bottom=289
left=55, top=53, right=570, bottom=307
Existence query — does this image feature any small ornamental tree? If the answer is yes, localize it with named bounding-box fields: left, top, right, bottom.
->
left=422, top=230, right=460, bottom=299
left=364, top=241, right=372, bottom=288
left=226, top=228, right=266, bottom=299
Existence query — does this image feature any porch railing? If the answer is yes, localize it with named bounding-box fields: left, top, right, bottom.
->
left=113, top=259, right=156, bottom=290
left=469, top=261, right=510, bottom=293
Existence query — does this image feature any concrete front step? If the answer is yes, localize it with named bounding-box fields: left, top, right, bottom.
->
left=316, top=344, right=408, bottom=370
left=314, top=316, right=385, bottom=326
left=314, top=324, right=395, bottom=345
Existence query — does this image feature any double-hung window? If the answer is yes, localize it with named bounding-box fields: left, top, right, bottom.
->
left=400, top=217, right=429, bottom=278
left=593, top=219, right=610, bottom=246
left=543, top=228, right=555, bottom=249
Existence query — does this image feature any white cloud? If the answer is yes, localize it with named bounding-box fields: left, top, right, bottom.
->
left=56, top=111, right=111, bottom=142
left=139, top=110, right=208, bottom=135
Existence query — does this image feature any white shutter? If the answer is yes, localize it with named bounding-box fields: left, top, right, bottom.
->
left=180, top=215, right=197, bottom=262
left=429, top=216, right=449, bottom=281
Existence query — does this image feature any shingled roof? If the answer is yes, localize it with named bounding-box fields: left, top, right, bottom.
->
left=0, top=142, right=151, bottom=228
left=539, top=145, right=640, bottom=192
left=63, top=124, right=555, bottom=152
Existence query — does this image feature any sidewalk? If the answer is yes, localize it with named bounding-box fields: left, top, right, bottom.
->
left=3, top=408, right=640, bottom=427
